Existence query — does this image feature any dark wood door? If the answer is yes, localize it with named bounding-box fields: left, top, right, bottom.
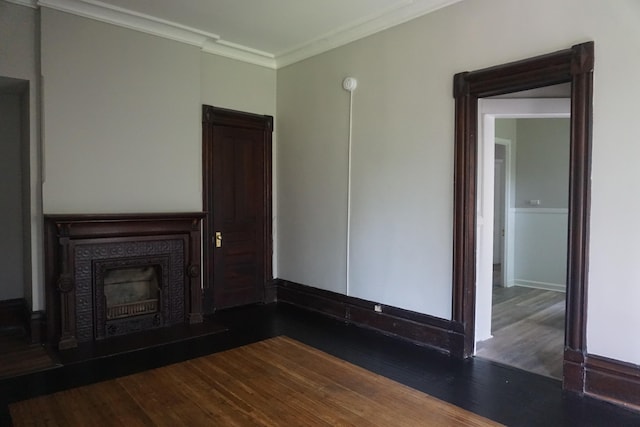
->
left=202, top=106, right=273, bottom=311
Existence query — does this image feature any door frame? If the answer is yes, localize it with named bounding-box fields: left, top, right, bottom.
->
left=201, top=105, right=273, bottom=313
left=492, top=157, right=504, bottom=267
left=451, top=42, right=594, bottom=393
left=494, top=137, right=513, bottom=289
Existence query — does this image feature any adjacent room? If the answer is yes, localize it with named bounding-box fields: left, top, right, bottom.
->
left=476, top=115, right=570, bottom=380
left=2, top=0, right=640, bottom=425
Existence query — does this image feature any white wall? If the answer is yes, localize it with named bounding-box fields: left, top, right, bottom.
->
left=276, top=57, right=350, bottom=294
left=0, top=1, right=40, bottom=310
left=201, top=54, right=276, bottom=117
left=41, top=9, right=202, bottom=214
left=0, top=93, right=24, bottom=300
left=276, top=0, right=640, bottom=364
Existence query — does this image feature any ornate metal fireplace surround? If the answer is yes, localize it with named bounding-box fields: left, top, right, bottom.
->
left=45, top=213, right=204, bottom=350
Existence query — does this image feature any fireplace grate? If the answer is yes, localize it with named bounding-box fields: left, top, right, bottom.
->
left=106, top=299, right=158, bottom=320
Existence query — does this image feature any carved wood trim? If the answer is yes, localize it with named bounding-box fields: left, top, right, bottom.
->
left=451, top=42, right=594, bottom=394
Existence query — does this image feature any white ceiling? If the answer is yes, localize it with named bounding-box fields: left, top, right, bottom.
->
left=20, top=0, right=462, bottom=68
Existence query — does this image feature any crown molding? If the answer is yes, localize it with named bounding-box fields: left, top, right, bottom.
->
left=275, top=0, right=463, bottom=68
left=202, top=40, right=275, bottom=69
left=4, top=0, right=38, bottom=8
left=37, top=0, right=276, bottom=69
left=33, top=0, right=460, bottom=70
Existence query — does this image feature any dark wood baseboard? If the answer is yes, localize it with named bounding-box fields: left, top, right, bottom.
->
left=264, top=279, right=278, bottom=304
left=0, top=298, right=27, bottom=331
left=563, top=348, right=586, bottom=394
left=0, top=299, right=45, bottom=344
left=276, top=280, right=463, bottom=355
left=585, top=354, right=640, bottom=411
left=29, top=311, right=45, bottom=344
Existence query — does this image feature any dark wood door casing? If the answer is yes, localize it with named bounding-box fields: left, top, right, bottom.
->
left=202, top=106, right=273, bottom=312
left=451, top=42, right=594, bottom=394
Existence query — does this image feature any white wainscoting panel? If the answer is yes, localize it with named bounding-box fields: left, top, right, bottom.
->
left=513, top=208, right=568, bottom=290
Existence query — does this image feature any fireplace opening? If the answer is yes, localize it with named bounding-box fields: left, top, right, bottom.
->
left=92, top=252, right=177, bottom=340
left=104, top=266, right=160, bottom=320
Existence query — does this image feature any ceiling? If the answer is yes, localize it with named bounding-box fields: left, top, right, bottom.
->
left=14, top=0, right=462, bottom=68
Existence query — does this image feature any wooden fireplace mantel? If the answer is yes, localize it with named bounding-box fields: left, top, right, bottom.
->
left=44, top=212, right=205, bottom=350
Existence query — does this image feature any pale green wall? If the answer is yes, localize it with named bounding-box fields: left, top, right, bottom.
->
left=276, top=0, right=640, bottom=364
left=515, top=119, right=570, bottom=209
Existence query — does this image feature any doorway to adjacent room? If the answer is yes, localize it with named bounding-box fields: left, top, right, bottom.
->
left=473, top=100, right=570, bottom=378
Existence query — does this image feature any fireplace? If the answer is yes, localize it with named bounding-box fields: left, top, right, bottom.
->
left=45, top=213, right=205, bottom=350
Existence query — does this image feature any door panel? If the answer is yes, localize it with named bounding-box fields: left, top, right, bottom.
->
left=202, top=106, right=273, bottom=311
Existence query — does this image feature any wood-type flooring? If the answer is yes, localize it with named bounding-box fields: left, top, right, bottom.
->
left=10, top=336, right=501, bottom=426
left=476, top=285, right=565, bottom=379
left=2, top=303, right=640, bottom=427
left=0, top=330, right=59, bottom=380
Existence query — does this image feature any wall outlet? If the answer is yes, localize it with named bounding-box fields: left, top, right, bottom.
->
left=374, top=304, right=382, bottom=313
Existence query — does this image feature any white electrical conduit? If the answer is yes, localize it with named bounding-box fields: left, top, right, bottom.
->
left=342, top=77, right=357, bottom=296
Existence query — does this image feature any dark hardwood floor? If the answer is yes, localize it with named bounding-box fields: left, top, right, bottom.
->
left=0, top=329, right=59, bottom=380
left=2, top=303, right=640, bottom=426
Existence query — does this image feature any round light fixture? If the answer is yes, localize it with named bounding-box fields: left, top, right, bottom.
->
left=342, top=77, right=358, bottom=92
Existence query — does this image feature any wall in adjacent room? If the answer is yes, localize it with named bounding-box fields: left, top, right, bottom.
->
left=515, top=119, right=570, bottom=209
left=512, top=118, right=569, bottom=290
